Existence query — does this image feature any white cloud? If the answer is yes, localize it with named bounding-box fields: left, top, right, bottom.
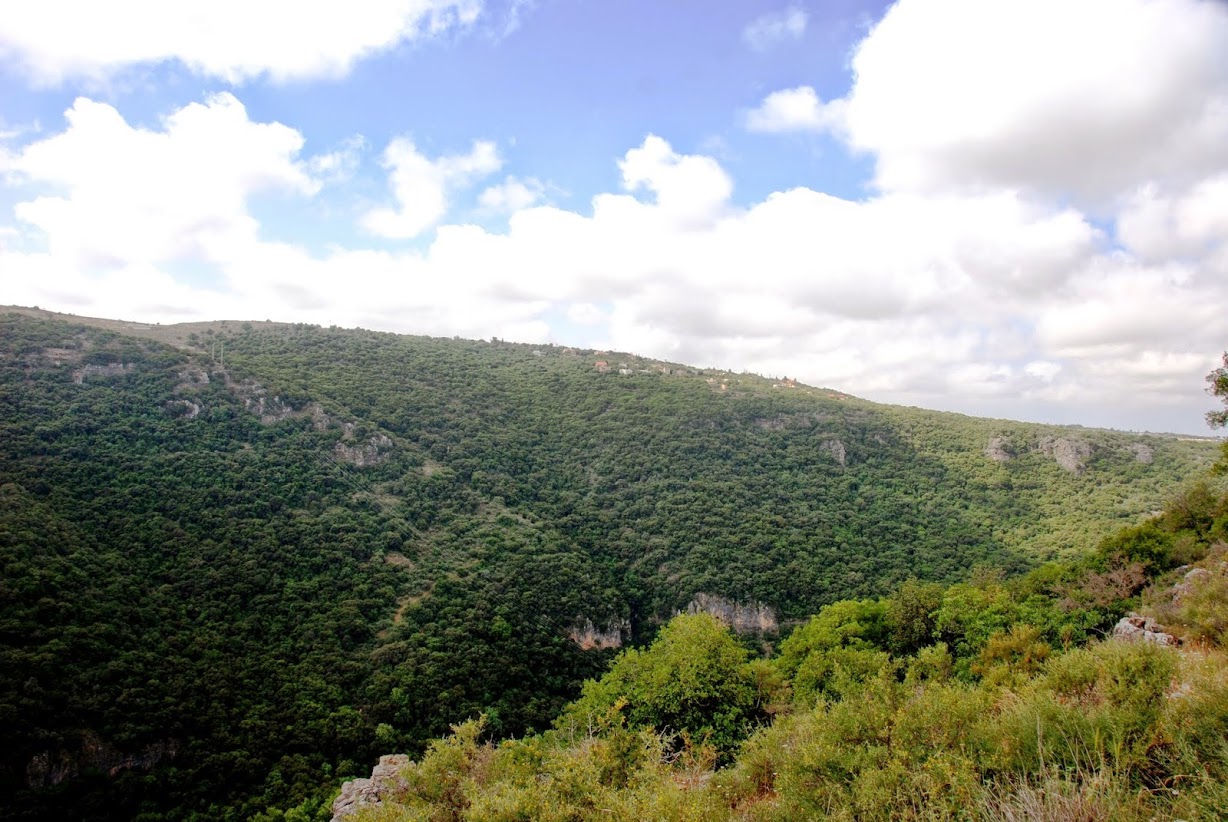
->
left=1117, top=175, right=1228, bottom=274
left=3, top=90, right=1227, bottom=434
left=565, top=302, right=607, bottom=327
left=618, top=135, right=732, bottom=227
left=726, top=0, right=1228, bottom=431
left=6, top=94, right=315, bottom=267
left=0, top=0, right=484, bottom=85
left=829, top=0, right=1228, bottom=203
left=1024, top=361, right=1061, bottom=382
left=479, top=176, right=545, bottom=213
left=743, top=6, right=807, bottom=51
left=362, top=138, right=501, bottom=239
left=743, top=86, right=845, bottom=134
left=308, top=135, right=367, bottom=185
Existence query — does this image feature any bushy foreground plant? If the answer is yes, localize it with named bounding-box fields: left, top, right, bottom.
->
left=556, top=613, right=767, bottom=762
left=346, top=626, right=1228, bottom=822
left=343, top=482, right=1228, bottom=821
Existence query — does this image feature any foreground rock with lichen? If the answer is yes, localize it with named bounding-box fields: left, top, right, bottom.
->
left=330, top=754, right=408, bottom=821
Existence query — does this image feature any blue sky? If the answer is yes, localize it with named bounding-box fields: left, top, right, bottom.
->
left=2, top=0, right=1227, bottom=434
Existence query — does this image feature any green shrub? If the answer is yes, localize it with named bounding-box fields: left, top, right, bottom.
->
left=557, top=614, right=760, bottom=761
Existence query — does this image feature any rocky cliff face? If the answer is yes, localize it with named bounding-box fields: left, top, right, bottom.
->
left=985, top=436, right=1015, bottom=462
left=821, top=438, right=847, bottom=467
left=72, top=362, right=135, bottom=383
left=331, top=754, right=409, bottom=821
left=983, top=434, right=1094, bottom=472
left=1036, top=436, right=1093, bottom=473
left=25, top=733, right=177, bottom=789
left=568, top=619, right=627, bottom=650
left=1130, top=443, right=1154, bottom=464
left=686, top=593, right=778, bottom=634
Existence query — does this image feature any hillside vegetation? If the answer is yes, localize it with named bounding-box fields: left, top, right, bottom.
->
left=336, top=484, right=1228, bottom=822
left=0, top=309, right=1220, bottom=820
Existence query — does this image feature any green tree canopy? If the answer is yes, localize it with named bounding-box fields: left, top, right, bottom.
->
left=1207, top=352, right=1228, bottom=429
left=558, top=613, right=761, bottom=759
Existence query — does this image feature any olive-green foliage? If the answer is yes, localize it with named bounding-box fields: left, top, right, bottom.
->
left=340, top=481, right=1228, bottom=822
left=1, top=311, right=1220, bottom=819
left=971, top=624, right=1050, bottom=686
left=774, top=599, right=894, bottom=703
left=1097, top=480, right=1228, bottom=572
left=0, top=317, right=610, bottom=819
left=1206, top=351, right=1228, bottom=432
left=776, top=599, right=891, bottom=675
left=1148, top=544, right=1228, bottom=647
left=885, top=579, right=944, bottom=655
left=558, top=614, right=761, bottom=761
left=351, top=714, right=730, bottom=822
left=352, top=642, right=1228, bottom=822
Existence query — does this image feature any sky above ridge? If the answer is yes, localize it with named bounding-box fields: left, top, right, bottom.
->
left=1, top=0, right=1227, bottom=435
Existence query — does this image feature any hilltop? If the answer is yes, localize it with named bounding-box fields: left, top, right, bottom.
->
left=0, top=307, right=1221, bottom=820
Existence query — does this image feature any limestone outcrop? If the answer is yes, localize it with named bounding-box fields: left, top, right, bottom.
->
left=1036, top=436, right=1093, bottom=473
left=1112, top=614, right=1179, bottom=646
left=568, top=619, right=628, bottom=650
left=331, top=754, right=409, bottom=822
left=26, top=734, right=177, bottom=789
left=821, top=438, right=847, bottom=467
left=985, top=436, right=1014, bottom=462
left=686, top=593, right=778, bottom=634
left=73, top=362, right=135, bottom=384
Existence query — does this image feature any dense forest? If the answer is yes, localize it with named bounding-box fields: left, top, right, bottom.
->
left=343, top=479, right=1228, bottom=821
left=0, top=308, right=1221, bottom=820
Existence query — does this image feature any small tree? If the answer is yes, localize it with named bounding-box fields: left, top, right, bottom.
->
left=558, top=613, right=760, bottom=761
left=1208, top=352, right=1228, bottom=428
left=1207, top=352, right=1228, bottom=471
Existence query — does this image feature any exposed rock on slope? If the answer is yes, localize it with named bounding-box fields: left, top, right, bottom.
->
left=331, top=755, right=408, bottom=822
left=1037, top=436, right=1093, bottom=473
left=73, top=362, right=135, bottom=383
left=568, top=619, right=627, bottom=650
left=687, top=593, right=778, bottom=634
left=335, top=431, right=394, bottom=467
left=1112, top=614, right=1179, bottom=646
left=985, top=436, right=1015, bottom=462
left=821, top=438, right=847, bottom=467
left=26, top=734, right=177, bottom=789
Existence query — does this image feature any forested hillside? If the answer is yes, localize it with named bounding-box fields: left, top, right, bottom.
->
left=0, top=309, right=1219, bottom=820
left=343, top=477, right=1228, bottom=822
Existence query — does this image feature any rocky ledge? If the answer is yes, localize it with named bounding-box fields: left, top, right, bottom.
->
left=1112, top=614, right=1179, bottom=646
left=331, top=754, right=409, bottom=821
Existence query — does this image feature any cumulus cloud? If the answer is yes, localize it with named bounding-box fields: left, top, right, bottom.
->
left=1117, top=175, right=1228, bottom=275
left=3, top=81, right=1227, bottom=432
left=6, top=94, right=316, bottom=267
left=362, top=138, right=501, bottom=239
left=618, top=135, right=732, bottom=227
left=745, top=0, right=1228, bottom=208
left=308, top=135, right=367, bottom=185
left=743, top=6, right=807, bottom=51
left=830, top=0, right=1228, bottom=203
left=743, top=86, right=845, bottom=134
left=479, top=176, right=545, bottom=213
left=726, top=0, right=1228, bottom=429
left=0, top=0, right=484, bottom=84
left=566, top=302, right=608, bottom=327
